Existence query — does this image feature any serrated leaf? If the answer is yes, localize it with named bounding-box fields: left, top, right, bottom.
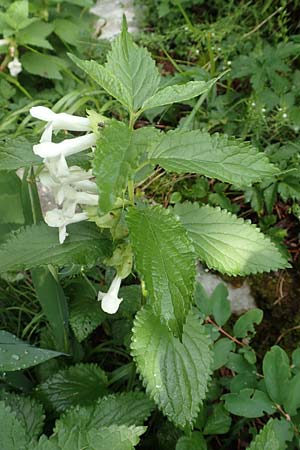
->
left=0, top=330, right=63, bottom=371
left=0, top=391, right=44, bottom=439
left=174, top=203, right=289, bottom=275
left=141, top=80, right=215, bottom=112
left=247, top=419, right=280, bottom=450
left=93, top=121, right=139, bottom=214
left=176, top=431, right=207, bottom=450
left=17, top=21, right=53, bottom=49
left=0, top=137, right=41, bottom=171
left=149, top=130, right=278, bottom=186
left=21, top=53, right=67, bottom=79
left=57, top=392, right=154, bottom=435
left=127, top=205, right=196, bottom=334
left=69, top=54, right=132, bottom=110
left=54, top=393, right=152, bottom=449
left=36, top=363, right=108, bottom=413
left=263, top=346, right=291, bottom=405
left=223, top=388, right=276, bottom=418
left=86, top=425, right=146, bottom=450
left=131, top=307, right=213, bottom=428
left=0, top=222, right=112, bottom=273
left=105, top=17, right=160, bottom=112
left=233, top=309, right=263, bottom=338
left=0, top=401, right=29, bottom=450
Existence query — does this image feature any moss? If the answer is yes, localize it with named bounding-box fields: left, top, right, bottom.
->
left=249, top=270, right=300, bottom=356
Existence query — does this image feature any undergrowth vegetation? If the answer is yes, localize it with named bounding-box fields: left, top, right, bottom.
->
left=1, top=0, right=300, bottom=449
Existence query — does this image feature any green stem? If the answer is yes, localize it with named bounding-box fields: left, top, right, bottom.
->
left=128, top=179, right=135, bottom=205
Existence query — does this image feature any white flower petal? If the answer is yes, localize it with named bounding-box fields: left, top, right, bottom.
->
left=30, top=106, right=91, bottom=131
left=59, top=225, right=68, bottom=244
left=8, top=57, right=22, bottom=77
left=30, top=106, right=56, bottom=122
left=33, top=133, right=96, bottom=159
left=40, top=122, right=53, bottom=143
left=98, top=275, right=123, bottom=314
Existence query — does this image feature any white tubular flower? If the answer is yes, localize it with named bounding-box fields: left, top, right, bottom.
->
left=45, top=208, right=88, bottom=244
left=98, top=274, right=123, bottom=314
left=30, top=106, right=92, bottom=142
left=8, top=57, right=22, bottom=77
left=34, top=133, right=96, bottom=178
left=0, top=39, right=9, bottom=46
left=39, top=165, right=94, bottom=195
left=58, top=185, right=99, bottom=216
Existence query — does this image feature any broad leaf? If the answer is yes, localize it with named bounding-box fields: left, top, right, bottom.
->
left=0, top=391, right=44, bottom=439
left=21, top=53, right=68, bottom=79
left=93, top=121, right=138, bottom=214
left=131, top=307, right=213, bottom=428
left=176, top=432, right=207, bottom=450
left=233, top=309, right=263, bottom=338
left=36, top=363, right=108, bottom=413
left=263, top=346, right=291, bottom=405
left=203, top=403, right=231, bottom=435
left=210, top=284, right=231, bottom=326
left=69, top=54, right=132, bottom=110
left=141, top=80, right=215, bottom=112
left=283, top=373, right=300, bottom=416
left=86, top=425, right=146, bottom=450
left=0, top=330, right=62, bottom=371
left=247, top=419, right=280, bottom=450
left=212, top=338, right=235, bottom=371
left=0, top=401, right=29, bottom=450
left=105, top=17, right=160, bottom=112
left=0, top=137, right=41, bottom=171
left=223, top=388, right=276, bottom=418
left=17, top=21, right=53, bottom=49
left=149, top=130, right=278, bottom=186
left=174, top=203, right=289, bottom=275
left=0, top=172, right=24, bottom=226
left=127, top=205, right=195, bottom=333
left=0, top=222, right=112, bottom=273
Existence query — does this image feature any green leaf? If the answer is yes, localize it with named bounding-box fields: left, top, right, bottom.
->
left=212, top=338, right=235, bottom=371
left=0, top=137, right=41, bottom=171
left=0, top=172, right=24, bottom=226
left=21, top=53, right=68, bottom=79
left=233, top=309, right=263, bottom=338
left=0, top=222, right=112, bottom=273
left=0, top=401, right=29, bottom=450
left=93, top=121, right=138, bottom=214
left=69, top=54, right=132, bottom=110
left=0, top=391, right=44, bottom=439
left=131, top=307, right=213, bottom=428
left=58, top=392, right=154, bottom=431
left=247, top=419, right=280, bottom=450
left=86, top=425, right=146, bottom=450
left=283, top=372, right=300, bottom=416
left=149, top=130, right=278, bottom=186
left=17, top=21, right=53, bottom=49
left=127, top=205, right=195, bottom=334
left=5, top=0, right=35, bottom=31
left=174, top=203, right=289, bottom=275
left=263, top=346, right=291, bottom=405
left=203, top=403, right=231, bottom=435
left=105, top=16, right=160, bottom=112
left=210, top=284, right=231, bottom=326
left=0, top=330, right=63, bottom=371
left=36, top=363, right=108, bottom=413
left=53, top=19, right=80, bottom=44
left=31, top=267, right=69, bottom=352
left=223, top=388, right=276, bottom=418
left=176, top=431, right=207, bottom=450
left=141, top=80, right=215, bottom=112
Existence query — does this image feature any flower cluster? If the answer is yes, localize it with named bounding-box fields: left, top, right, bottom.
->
left=30, top=106, right=99, bottom=244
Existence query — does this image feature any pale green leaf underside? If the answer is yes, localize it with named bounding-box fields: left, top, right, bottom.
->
left=0, top=401, right=28, bottom=450
left=127, top=205, right=196, bottom=333
left=105, top=22, right=160, bottom=111
left=0, top=222, right=112, bottom=273
left=141, top=80, right=215, bottom=112
left=247, top=419, right=280, bottom=450
left=174, top=203, right=289, bottom=275
left=69, top=54, right=132, bottom=110
left=0, top=330, right=62, bottom=372
left=149, top=130, right=278, bottom=186
left=93, top=121, right=137, bottom=214
left=131, top=307, right=213, bottom=428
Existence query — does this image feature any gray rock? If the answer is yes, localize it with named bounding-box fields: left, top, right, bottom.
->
left=91, top=0, right=137, bottom=40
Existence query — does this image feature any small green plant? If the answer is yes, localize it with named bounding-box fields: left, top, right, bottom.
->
left=1, top=16, right=299, bottom=450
